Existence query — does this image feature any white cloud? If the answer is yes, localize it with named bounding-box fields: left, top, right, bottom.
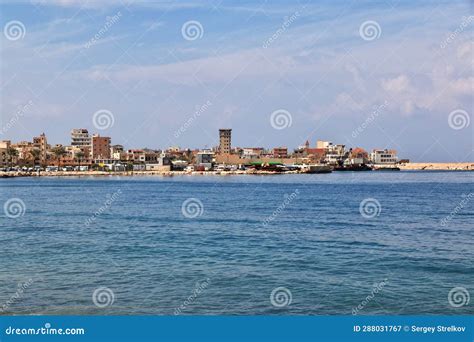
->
left=382, top=74, right=411, bottom=93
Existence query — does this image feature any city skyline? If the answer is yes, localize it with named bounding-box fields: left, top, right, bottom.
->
left=1, top=0, right=472, bottom=162
left=0, top=127, right=400, bottom=154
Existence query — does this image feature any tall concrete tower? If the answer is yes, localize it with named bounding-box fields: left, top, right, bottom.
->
left=219, top=129, right=232, bottom=154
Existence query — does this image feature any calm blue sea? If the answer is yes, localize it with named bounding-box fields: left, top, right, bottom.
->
left=1, top=172, right=473, bottom=315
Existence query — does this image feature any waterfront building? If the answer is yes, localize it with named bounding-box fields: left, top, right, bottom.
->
left=196, top=150, right=214, bottom=169
left=0, top=140, right=11, bottom=167
left=33, top=133, right=48, bottom=165
left=272, top=147, right=288, bottom=158
left=126, top=149, right=145, bottom=163
left=306, top=148, right=325, bottom=163
left=12, top=141, right=34, bottom=161
left=370, top=149, right=398, bottom=164
left=219, top=129, right=232, bottom=154
left=71, top=129, right=91, bottom=147
left=241, top=147, right=263, bottom=159
left=91, top=134, right=111, bottom=159
left=133, top=164, right=146, bottom=171
left=171, top=160, right=188, bottom=170
left=126, top=149, right=160, bottom=163
left=110, top=145, right=125, bottom=160
left=71, top=129, right=91, bottom=157
left=146, top=152, right=171, bottom=170
left=324, top=144, right=345, bottom=165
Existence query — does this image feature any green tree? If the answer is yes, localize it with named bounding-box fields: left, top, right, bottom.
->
left=75, top=151, right=85, bottom=168
left=52, top=146, right=67, bottom=170
left=6, top=147, right=18, bottom=168
left=29, top=148, right=41, bottom=167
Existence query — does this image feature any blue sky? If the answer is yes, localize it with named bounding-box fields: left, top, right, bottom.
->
left=0, top=0, right=472, bottom=161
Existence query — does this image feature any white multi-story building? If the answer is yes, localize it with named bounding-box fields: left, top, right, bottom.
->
left=370, top=149, right=398, bottom=164
left=324, top=144, right=345, bottom=165
left=71, top=129, right=91, bottom=150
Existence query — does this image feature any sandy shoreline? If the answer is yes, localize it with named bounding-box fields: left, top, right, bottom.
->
left=1, top=163, right=473, bottom=178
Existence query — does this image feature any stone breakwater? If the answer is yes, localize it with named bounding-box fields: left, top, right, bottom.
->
left=398, top=163, right=474, bottom=171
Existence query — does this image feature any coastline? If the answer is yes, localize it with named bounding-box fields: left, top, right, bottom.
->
left=1, top=162, right=473, bottom=178
left=398, top=162, right=474, bottom=171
